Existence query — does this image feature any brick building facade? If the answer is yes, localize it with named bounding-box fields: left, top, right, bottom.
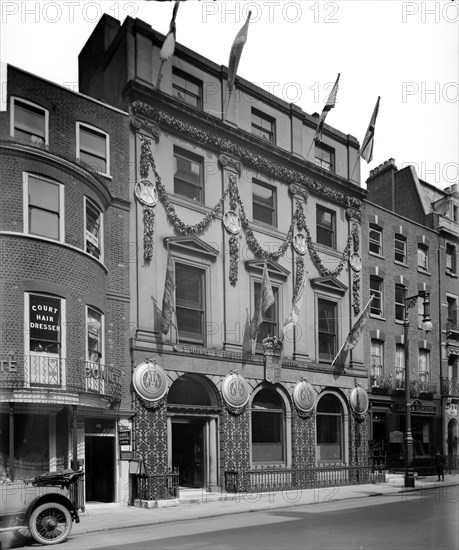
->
left=363, top=159, right=458, bottom=473
left=0, top=66, right=132, bottom=504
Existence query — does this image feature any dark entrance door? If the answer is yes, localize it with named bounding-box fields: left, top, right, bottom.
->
left=85, top=436, right=114, bottom=502
left=172, top=418, right=204, bottom=488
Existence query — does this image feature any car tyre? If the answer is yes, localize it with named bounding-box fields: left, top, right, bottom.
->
left=28, top=502, right=72, bottom=545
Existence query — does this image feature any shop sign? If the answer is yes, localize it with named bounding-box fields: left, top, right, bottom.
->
left=132, top=358, right=168, bottom=402
left=29, top=295, right=60, bottom=344
left=393, top=400, right=436, bottom=415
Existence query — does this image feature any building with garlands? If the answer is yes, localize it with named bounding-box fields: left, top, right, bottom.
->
left=79, top=14, right=374, bottom=499
left=0, top=65, right=133, bottom=504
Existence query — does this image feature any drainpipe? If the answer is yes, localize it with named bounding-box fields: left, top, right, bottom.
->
left=72, top=405, right=78, bottom=471
left=9, top=403, right=14, bottom=481
left=437, top=244, right=445, bottom=458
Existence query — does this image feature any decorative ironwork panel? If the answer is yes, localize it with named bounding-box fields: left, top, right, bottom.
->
left=222, top=406, right=250, bottom=474
left=292, top=408, right=316, bottom=470
left=349, top=413, right=370, bottom=467
left=134, top=395, right=169, bottom=475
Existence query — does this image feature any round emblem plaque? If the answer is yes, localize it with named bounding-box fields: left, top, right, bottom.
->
left=349, top=253, right=362, bottom=273
left=132, top=359, right=168, bottom=402
left=222, top=372, right=250, bottom=409
left=350, top=385, right=369, bottom=415
left=293, top=233, right=307, bottom=255
left=223, top=210, right=241, bottom=235
left=135, top=179, right=157, bottom=207
left=293, top=380, right=317, bottom=412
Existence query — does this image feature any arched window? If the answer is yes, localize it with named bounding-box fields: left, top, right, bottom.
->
left=252, top=389, right=284, bottom=464
left=317, top=394, right=343, bottom=463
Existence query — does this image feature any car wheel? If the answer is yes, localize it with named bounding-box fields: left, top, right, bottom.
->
left=28, top=502, right=72, bottom=545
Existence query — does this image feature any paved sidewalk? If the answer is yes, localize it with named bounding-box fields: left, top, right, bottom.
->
left=74, top=474, right=458, bottom=535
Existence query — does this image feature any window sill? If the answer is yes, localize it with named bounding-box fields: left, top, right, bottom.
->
left=369, top=251, right=385, bottom=260
left=446, top=270, right=458, bottom=279
left=370, top=314, right=386, bottom=322
left=394, top=260, right=409, bottom=268
left=417, top=268, right=431, bottom=276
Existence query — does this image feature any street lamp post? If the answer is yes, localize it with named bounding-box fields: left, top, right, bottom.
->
left=403, top=290, right=432, bottom=488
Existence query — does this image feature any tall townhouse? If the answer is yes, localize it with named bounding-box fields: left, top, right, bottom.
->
left=431, top=184, right=459, bottom=468
left=79, top=14, right=371, bottom=499
left=0, top=66, right=132, bottom=504
left=363, top=159, right=458, bottom=473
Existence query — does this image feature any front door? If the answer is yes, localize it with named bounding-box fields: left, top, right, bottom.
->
left=85, top=436, right=114, bottom=502
left=172, top=418, right=204, bottom=488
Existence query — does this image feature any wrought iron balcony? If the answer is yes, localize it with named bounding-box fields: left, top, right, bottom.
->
left=441, top=377, right=459, bottom=397
left=369, top=375, right=392, bottom=394
left=0, top=355, right=121, bottom=402
left=446, top=322, right=459, bottom=339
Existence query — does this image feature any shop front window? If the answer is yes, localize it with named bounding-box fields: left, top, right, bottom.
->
left=317, top=394, right=343, bottom=462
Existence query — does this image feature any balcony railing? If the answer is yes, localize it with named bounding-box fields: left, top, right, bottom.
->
left=441, top=377, right=459, bottom=397
left=0, top=355, right=121, bottom=402
left=446, top=322, right=459, bottom=339
left=369, top=375, right=437, bottom=399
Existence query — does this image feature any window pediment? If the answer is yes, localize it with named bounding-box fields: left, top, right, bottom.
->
left=311, top=275, right=347, bottom=295
left=164, top=235, right=219, bottom=261
left=245, top=259, right=290, bottom=281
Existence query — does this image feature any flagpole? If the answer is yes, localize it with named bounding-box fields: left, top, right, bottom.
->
left=156, top=59, right=165, bottom=90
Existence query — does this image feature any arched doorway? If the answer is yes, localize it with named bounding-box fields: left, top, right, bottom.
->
left=167, top=374, right=220, bottom=490
left=448, top=419, right=458, bottom=470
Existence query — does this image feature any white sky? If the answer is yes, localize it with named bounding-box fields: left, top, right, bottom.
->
left=1, top=0, right=458, bottom=189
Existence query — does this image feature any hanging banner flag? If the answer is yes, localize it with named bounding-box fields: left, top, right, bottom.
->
left=161, top=251, right=176, bottom=335
left=281, top=271, right=308, bottom=340
left=332, top=295, right=374, bottom=367
left=156, top=0, right=181, bottom=88
left=227, top=11, right=252, bottom=92
left=250, top=263, right=274, bottom=341
left=360, top=96, right=381, bottom=163
left=314, top=73, right=340, bottom=142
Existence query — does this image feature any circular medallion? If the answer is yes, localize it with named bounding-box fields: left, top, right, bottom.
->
left=293, top=380, right=317, bottom=412
left=350, top=385, right=369, bottom=415
left=132, top=359, right=168, bottom=402
left=223, top=210, right=241, bottom=235
left=222, top=372, right=250, bottom=409
left=293, top=233, right=307, bottom=255
left=349, top=253, right=362, bottom=272
left=135, top=179, right=157, bottom=207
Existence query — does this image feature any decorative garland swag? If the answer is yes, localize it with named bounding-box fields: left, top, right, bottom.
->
left=139, top=137, right=360, bottom=309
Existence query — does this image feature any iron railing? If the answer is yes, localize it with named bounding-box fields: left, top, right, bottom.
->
left=133, top=469, right=180, bottom=501
left=0, top=355, right=121, bottom=402
left=224, top=466, right=385, bottom=493
left=369, top=375, right=437, bottom=398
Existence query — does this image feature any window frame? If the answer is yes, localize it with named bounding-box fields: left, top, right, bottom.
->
left=369, top=224, right=383, bottom=256
left=173, top=146, right=205, bottom=203
left=23, top=172, right=64, bottom=242
left=418, top=349, right=430, bottom=382
left=446, top=243, right=457, bottom=274
left=84, top=197, right=104, bottom=261
left=24, top=292, right=66, bottom=388
left=251, top=388, right=285, bottom=465
left=175, top=261, right=206, bottom=345
left=316, top=205, right=336, bottom=250
left=251, top=108, right=276, bottom=144
left=10, top=96, right=49, bottom=146
left=252, top=179, right=277, bottom=228
left=76, top=122, right=110, bottom=176
left=395, top=345, right=405, bottom=381
left=314, top=142, right=335, bottom=172
left=417, top=244, right=429, bottom=272
left=394, top=233, right=407, bottom=264
left=395, top=283, right=406, bottom=322
left=370, top=276, right=383, bottom=317
left=172, top=67, right=203, bottom=109
left=317, top=296, right=339, bottom=362
left=316, top=393, right=344, bottom=464
left=371, top=340, right=384, bottom=378
left=86, top=306, right=104, bottom=365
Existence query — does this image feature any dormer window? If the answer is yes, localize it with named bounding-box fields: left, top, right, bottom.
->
left=11, top=97, right=48, bottom=146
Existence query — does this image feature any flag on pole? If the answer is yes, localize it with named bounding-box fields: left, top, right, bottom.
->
left=250, top=263, right=274, bottom=341
left=314, top=73, right=340, bottom=142
left=156, top=0, right=181, bottom=89
left=160, top=0, right=180, bottom=61
left=281, top=271, right=308, bottom=340
left=332, top=295, right=374, bottom=367
left=161, top=251, right=176, bottom=335
left=359, top=96, right=380, bottom=163
left=227, top=11, right=252, bottom=91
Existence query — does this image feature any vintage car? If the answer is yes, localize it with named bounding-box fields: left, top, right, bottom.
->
left=0, top=469, right=84, bottom=545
